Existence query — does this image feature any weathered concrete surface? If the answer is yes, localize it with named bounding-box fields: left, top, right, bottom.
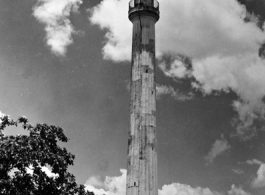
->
left=135, top=0, right=153, bottom=6
left=127, top=1, right=159, bottom=195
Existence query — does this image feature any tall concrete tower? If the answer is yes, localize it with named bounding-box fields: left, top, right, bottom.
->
left=126, top=1, right=159, bottom=195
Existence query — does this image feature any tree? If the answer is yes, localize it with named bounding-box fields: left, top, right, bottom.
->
left=0, top=115, right=93, bottom=195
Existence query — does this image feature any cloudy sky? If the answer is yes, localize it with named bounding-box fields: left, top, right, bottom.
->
left=1, top=0, right=265, bottom=194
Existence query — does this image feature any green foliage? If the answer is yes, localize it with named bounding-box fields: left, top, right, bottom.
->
left=0, top=116, right=93, bottom=195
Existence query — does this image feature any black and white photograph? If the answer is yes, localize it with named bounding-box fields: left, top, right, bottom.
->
left=1, top=0, right=265, bottom=195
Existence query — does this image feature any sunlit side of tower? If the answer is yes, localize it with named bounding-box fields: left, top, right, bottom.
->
left=126, top=1, right=160, bottom=195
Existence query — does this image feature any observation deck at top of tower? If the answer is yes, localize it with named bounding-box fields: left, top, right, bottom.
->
left=128, top=0, right=160, bottom=22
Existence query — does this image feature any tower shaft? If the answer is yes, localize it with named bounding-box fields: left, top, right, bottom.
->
left=127, top=1, right=159, bottom=195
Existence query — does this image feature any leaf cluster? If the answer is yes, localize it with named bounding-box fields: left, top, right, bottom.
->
left=0, top=116, right=93, bottom=195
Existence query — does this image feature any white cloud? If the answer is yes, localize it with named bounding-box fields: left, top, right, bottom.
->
left=160, top=184, right=250, bottom=195
left=156, top=85, right=193, bottom=101
left=41, top=166, right=59, bottom=178
left=246, top=159, right=263, bottom=165
left=228, top=185, right=250, bottom=195
left=84, top=170, right=250, bottom=195
left=89, top=0, right=265, bottom=61
left=85, top=175, right=104, bottom=189
left=251, top=164, right=265, bottom=188
left=246, top=159, right=265, bottom=188
left=33, top=0, right=82, bottom=56
left=159, top=55, right=192, bottom=79
left=205, top=137, right=231, bottom=164
left=157, top=0, right=264, bottom=58
left=192, top=54, right=265, bottom=139
left=89, top=0, right=265, bottom=139
left=85, top=169, right=126, bottom=195
left=159, top=183, right=223, bottom=195
left=232, top=169, right=244, bottom=175
left=89, top=0, right=131, bottom=62
left=26, top=165, right=58, bottom=178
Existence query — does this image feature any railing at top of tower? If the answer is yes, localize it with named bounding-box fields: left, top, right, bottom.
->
left=129, top=0, right=159, bottom=10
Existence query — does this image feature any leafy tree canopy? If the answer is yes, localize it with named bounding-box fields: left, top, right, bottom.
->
left=0, top=115, right=93, bottom=195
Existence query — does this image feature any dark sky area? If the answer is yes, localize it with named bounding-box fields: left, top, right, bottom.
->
left=1, top=0, right=265, bottom=195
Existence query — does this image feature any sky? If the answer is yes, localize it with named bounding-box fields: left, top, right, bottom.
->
left=1, top=0, right=265, bottom=195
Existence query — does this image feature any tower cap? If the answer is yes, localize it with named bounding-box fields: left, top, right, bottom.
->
left=129, top=0, right=159, bottom=8
left=129, top=0, right=160, bottom=22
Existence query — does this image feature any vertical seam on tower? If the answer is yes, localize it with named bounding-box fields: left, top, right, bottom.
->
left=138, top=9, right=142, bottom=195
left=138, top=12, right=142, bottom=31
